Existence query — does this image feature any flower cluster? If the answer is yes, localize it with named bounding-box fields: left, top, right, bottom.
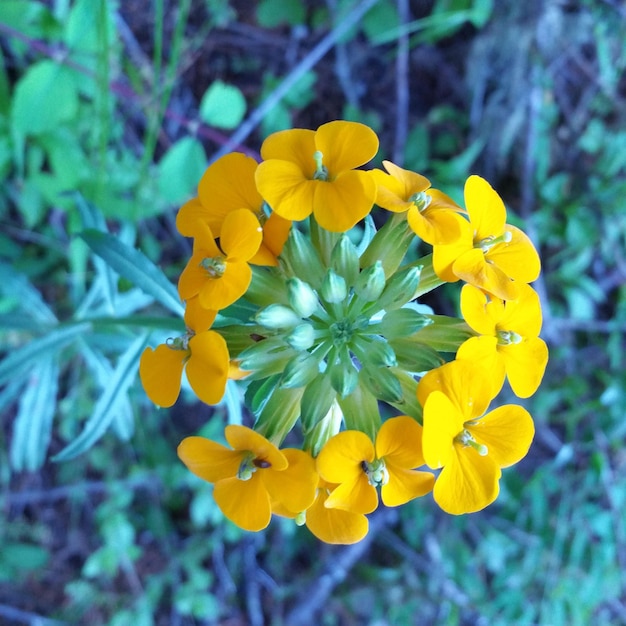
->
left=140, top=120, right=548, bottom=544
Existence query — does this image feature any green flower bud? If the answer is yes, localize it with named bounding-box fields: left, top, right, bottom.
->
left=281, top=228, right=326, bottom=288
left=351, top=335, right=397, bottom=368
left=360, top=215, right=414, bottom=277
left=388, top=338, right=444, bottom=373
left=330, top=235, right=359, bottom=285
left=328, top=347, right=358, bottom=398
left=256, top=304, right=301, bottom=330
left=300, top=373, right=336, bottom=432
left=238, top=337, right=296, bottom=375
left=369, top=266, right=421, bottom=313
left=377, top=307, right=432, bottom=339
left=280, top=352, right=321, bottom=389
left=360, top=365, right=403, bottom=403
left=354, top=261, right=386, bottom=302
left=287, top=277, right=319, bottom=317
left=285, top=322, right=316, bottom=350
left=321, top=269, right=347, bottom=303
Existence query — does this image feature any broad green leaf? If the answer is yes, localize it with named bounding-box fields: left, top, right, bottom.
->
left=158, top=137, right=207, bottom=204
left=200, top=80, right=246, bottom=130
left=11, top=60, right=79, bottom=135
left=64, top=0, right=115, bottom=53
left=80, top=229, right=184, bottom=317
left=53, top=333, right=149, bottom=461
left=10, top=357, right=59, bottom=471
left=0, top=322, right=89, bottom=387
left=0, top=543, right=49, bottom=579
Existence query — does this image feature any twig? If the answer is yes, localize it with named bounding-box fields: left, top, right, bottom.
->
left=393, top=0, right=410, bottom=164
left=285, top=506, right=397, bottom=624
left=0, top=604, right=68, bottom=626
left=209, top=0, right=382, bottom=163
left=243, top=536, right=265, bottom=626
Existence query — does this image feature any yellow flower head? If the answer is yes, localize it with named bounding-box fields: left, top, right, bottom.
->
left=372, top=160, right=465, bottom=244
left=176, top=153, right=292, bottom=266
left=432, top=175, right=541, bottom=300
left=255, top=120, right=379, bottom=233
left=178, top=426, right=317, bottom=532
left=178, top=208, right=263, bottom=310
left=139, top=304, right=229, bottom=408
left=417, top=360, right=535, bottom=515
left=316, top=415, right=434, bottom=515
left=457, top=283, right=549, bottom=398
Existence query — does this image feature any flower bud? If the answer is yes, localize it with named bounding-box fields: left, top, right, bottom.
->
left=281, top=228, right=326, bottom=288
left=321, top=269, right=347, bottom=303
left=360, top=365, right=403, bottom=403
left=354, top=261, right=386, bottom=302
left=370, top=266, right=421, bottom=313
left=255, top=304, right=301, bottom=330
left=287, top=278, right=319, bottom=317
left=280, top=352, right=320, bottom=388
left=285, top=322, right=316, bottom=350
left=328, top=347, right=358, bottom=398
left=330, top=235, right=359, bottom=285
left=378, top=307, right=432, bottom=339
left=351, top=335, right=397, bottom=368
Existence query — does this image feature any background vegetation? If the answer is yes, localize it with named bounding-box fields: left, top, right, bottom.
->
left=1, top=0, right=625, bottom=624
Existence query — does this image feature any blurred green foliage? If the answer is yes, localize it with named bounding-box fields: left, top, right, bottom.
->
left=1, top=0, right=625, bottom=624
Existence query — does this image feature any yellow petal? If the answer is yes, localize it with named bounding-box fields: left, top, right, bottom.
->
left=313, top=170, right=376, bottom=232
left=186, top=331, right=229, bottom=405
left=224, top=424, right=288, bottom=471
left=453, top=248, right=519, bottom=301
left=417, top=360, right=494, bottom=421
left=259, top=128, right=317, bottom=177
left=198, top=260, right=251, bottom=310
left=432, top=219, right=473, bottom=282
left=464, top=175, right=506, bottom=241
left=433, top=446, right=501, bottom=515
left=500, top=337, right=549, bottom=398
left=220, top=209, right=263, bottom=262
left=197, top=152, right=263, bottom=237
left=315, top=120, right=379, bottom=174
left=487, top=225, right=541, bottom=284
left=407, top=205, right=465, bottom=245
left=460, top=284, right=498, bottom=335
left=306, top=487, right=369, bottom=544
left=372, top=169, right=412, bottom=213
left=381, top=461, right=434, bottom=507
left=375, top=415, right=426, bottom=468
left=316, top=430, right=375, bottom=484
left=498, top=283, right=542, bottom=337
left=456, top=336, right=506, bottom=398
left=470, top=404, right=535, bottom=468
left=183, top=297, right=217, bottom=332
left=255, top=160, right=316, bottom=221
left=421, top=390, right=465, bottom=469
left=263, top=448, right=318, bottom=513
left=139, top=344, right=185, bottom=407
left=213, top=474, right=272, bottom=531
left=382, top=160, right=430, bottom=196
left=249, top=212, right=292, bottom=266
left=176, top=197, right=206, bottom=237
left=177, top=436, right=243, bottom=482
left=178, top=252, right=210, bottom=301
left=324, top=474, right=378, bottom=514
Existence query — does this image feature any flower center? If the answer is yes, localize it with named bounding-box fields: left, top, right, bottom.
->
left=361, top=458, right=389, bottom=487
left=408, top=191, right=431, bottom=213
left=454, top=429, right=488, bottom=456
left=313, top=150, right=329, bottom=181
left=475, top=230, right=512, bottom=253
left=497, top=329, right=523, bottom=345
left=200, top=256, right=226, bottom=278
left=237, top=452, right=271, bottom=480
left=166, top=335, right=190, bottom=351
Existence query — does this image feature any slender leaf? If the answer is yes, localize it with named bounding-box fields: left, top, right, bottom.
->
left=10, top=357, right=59, bottom=471
left=80, top=229, right=184, bottom=316
left=52, top=333, right=149, bottom=461
left=0, top=323, right=89, bottom=387
left=0, top=261, right=57, bottom=324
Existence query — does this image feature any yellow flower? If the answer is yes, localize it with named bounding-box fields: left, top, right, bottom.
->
left=176, top=152, right=292, bottom=267
left=255, top=120, right=379, bottom=232
left=457, top=283, right=549, bottom=398
left=316, top=416, right=434, bottom=514
left=178, top=208, right=263, bottom=309
left=372, top=160, right=464, bottom=244
left=417, top=360, right=535, bottom=515
left=178, top=426, right=318, bottom=532
left=139, top=307, right=228, bottom=407
left=432, top=175, right=541, bottom=300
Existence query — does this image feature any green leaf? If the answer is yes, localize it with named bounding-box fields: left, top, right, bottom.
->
left=200, top=80, right=246, bottom=130
left=11, top=60, right=79, bottom=135
left=257, top=0, right=305, bottom=28
left=158, top=137, right=207, bottom=203
left=0, top=543, right=49, bottom=579
left=53, top=333, right=149, bottom=461
left=10, top=357, right=59, bottom=471
left=0, top=322, right=89, bottom=387
left=80, top=229, right=184, bottom=317
left=0, top=262, right=57, bottom=324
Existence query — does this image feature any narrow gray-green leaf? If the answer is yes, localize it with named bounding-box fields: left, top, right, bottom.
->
left=53, top=333, right=149, bottom=462
left=81, top=229, right=184, bottom=316
left=10, top=357, right=59, bottom=471
left=0, top=262, right=57, bottom=324
left=0, top=323, right=89, bottom=387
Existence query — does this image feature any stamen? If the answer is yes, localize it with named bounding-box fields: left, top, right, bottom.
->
left=408, top=191, right=431, bottom=212
left=455, top=429, right=488, bottom=456
left=313, top=150, right=329, bottom=181
left=200, top=256, right=226, bottom=278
